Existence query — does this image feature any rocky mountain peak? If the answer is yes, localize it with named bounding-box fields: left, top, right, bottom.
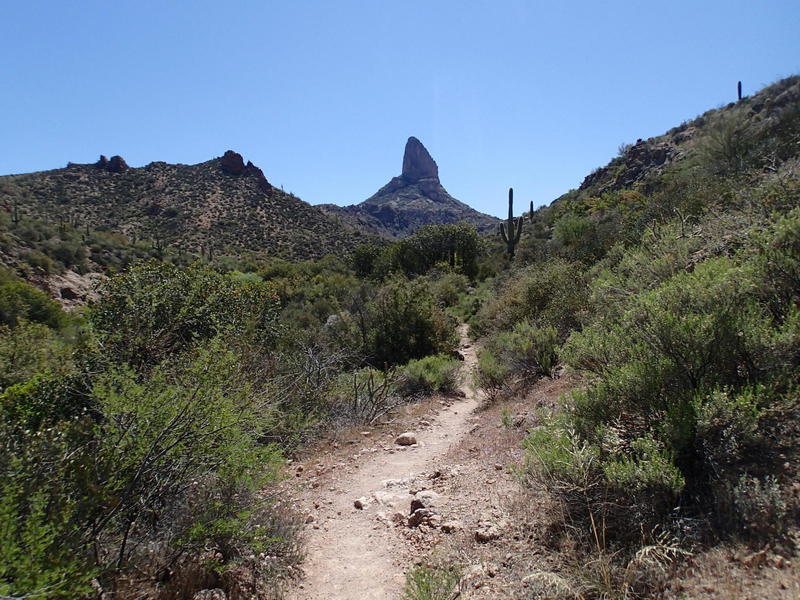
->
left=402, top=137, right=439, bottom=182
left=219, top=150, right=270, bottom=192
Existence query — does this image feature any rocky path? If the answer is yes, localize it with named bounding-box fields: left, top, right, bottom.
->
left=285, top=324, right=484, bottom=600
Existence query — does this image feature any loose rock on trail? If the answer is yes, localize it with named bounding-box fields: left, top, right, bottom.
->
left=285, top=324, right=486, bottom=600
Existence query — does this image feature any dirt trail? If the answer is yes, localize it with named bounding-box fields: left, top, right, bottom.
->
left=286, top=324, right=483, bottom=600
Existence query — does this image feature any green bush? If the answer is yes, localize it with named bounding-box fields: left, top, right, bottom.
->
left=0, top=423, right=97, bottom=599
left=483, top=320, right=559, bottom=382
left=361, top=275, right=457, bottom=367
left=475, top=348, right=510, bottom=399
left=0, top=280, right=66, bottom=329
left=526, top=209, right=800, bottom=544
left=0, top=321, right=74, bottom=390
left=1, top=371, right=92, bottom=431
left=401, top=565, right=462, bottom=600
left=397, top=354, right=461, bottom=396
left=329, top=366, right=400, bottom=424
left=22, top=249, right=56, bottom=274
left=0, top=340, right=295, bottom=597
left=471, top=259, right=589, bottom=339
left=91, top=261, right=280, bottom=369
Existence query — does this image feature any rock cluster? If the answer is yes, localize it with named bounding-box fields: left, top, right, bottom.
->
left=581, top=138, right=679, bottom=192
left=95, top=154, right=129, bottom=173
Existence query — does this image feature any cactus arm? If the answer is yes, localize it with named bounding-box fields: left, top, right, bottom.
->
left=514, top=216, right=523, bottom=242
left=500, top=223, right=509, bottom=243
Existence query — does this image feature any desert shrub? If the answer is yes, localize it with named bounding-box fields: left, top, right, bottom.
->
left=361, top=275, right=457, bottom=367
left=91, top=261, right=280, bottom=369
left=0, top=340, right=296, bottom=598
left=426, top=270, right=470, bottom=308
left=397, top=354, right=460, bottom=397
left=0, top=321, right=75, bottom=390
left=527, top=209, right=800, bottom=545
left=0, top=370, right=93, bottom=431
left=0, top=280, right=66, bottom=329
left=392, top=223, right=482, bottom=279
left=698, top=114, right=758, bottom=176
left=470, top=259, right=589, bottom=339
left=482, top=320, right=559, bottom=383
left=43, top=238, right=88, bottom=270
left=329, top=367, right=401, bottom=424
left=475, top=348, right=511, bottom=400
left=551, top=212, right=605, bottom=263
left=94, top=342, right=291, bottom=585
left=22, top=249, right=56, bottom=273
left=401, top=564, right=462, bottom=600
left=0, top=421, right=97, bottom=600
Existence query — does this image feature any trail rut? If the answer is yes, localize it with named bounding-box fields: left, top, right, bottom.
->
left=286, top=324, right=483, bottom=600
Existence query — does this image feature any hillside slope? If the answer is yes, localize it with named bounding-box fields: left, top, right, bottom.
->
left=0, top=150, right=369, bottom=261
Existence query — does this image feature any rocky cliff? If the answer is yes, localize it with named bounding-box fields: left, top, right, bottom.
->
left=320, top=137, right=498, bottom=239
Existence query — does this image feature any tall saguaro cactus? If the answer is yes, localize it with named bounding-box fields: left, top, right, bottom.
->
left=737, top=81, right=742, bottom=101
left=499, top=187, right=523, bottom=258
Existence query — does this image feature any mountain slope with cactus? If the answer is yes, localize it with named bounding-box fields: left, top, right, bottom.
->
left=0, top=150, right=372, bottom=263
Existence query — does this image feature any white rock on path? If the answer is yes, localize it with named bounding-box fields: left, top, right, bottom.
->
left=395, top=432, right=417, bottom=446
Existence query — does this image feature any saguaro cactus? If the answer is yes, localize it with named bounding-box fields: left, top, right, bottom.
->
left=529, top=200, right=534, bottom=222
left=499, top=187, right=523, bottom=258
left=738, top=81, right=742, bottom=101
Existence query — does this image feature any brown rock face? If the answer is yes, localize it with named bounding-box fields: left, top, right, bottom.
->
left=401, top=137, right=439, bottom=182
left=220, top=150, right=246, bottom=175
left=219, top=151, right=270, bottom=192
left=107, top=155, right=129, bottom=173
left=244, top=160, right=270, bottom=192
left=95, top=154, right=128, bottom=173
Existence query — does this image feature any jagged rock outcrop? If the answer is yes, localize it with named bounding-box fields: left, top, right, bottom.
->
left=320, top=136, right=497, bottom=238
left=402, top=136, right=439, bottom=182
left=94, top=154, right=129, bottom=173
left=580, top=139, right=680, bottom=192
left=219, top=151, right=270, bottom=191
left=219, top=150, right=246, bottom=175
left=108, top=155, right=129, bottom=173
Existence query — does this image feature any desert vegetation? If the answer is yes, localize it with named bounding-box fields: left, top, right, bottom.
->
left=0, top=216, right=480, bottom=598
left=1, top=76, right=799, bottom=599
left=461, top=75, right=800, bottom=597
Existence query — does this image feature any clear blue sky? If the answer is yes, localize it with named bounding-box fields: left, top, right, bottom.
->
left=2, top=1, right=799, bottom=218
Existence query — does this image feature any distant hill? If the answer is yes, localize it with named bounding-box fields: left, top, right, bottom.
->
left=0, top=150, right=370, bottom=261
left=320, top=137, right=498, bottom=239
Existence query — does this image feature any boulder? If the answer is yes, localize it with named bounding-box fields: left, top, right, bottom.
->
left=408, top=508, right=437, bottom=527
left=219, top=150, right=245, bottom=175
left=107, top=155, right=129, bottom=173
left=410, top=490, right=440, bottom=512
left=395, top=432, right=417, bottom=446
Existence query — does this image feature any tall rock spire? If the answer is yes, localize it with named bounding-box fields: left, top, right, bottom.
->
left=401, top=136, right=439, bottom=182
